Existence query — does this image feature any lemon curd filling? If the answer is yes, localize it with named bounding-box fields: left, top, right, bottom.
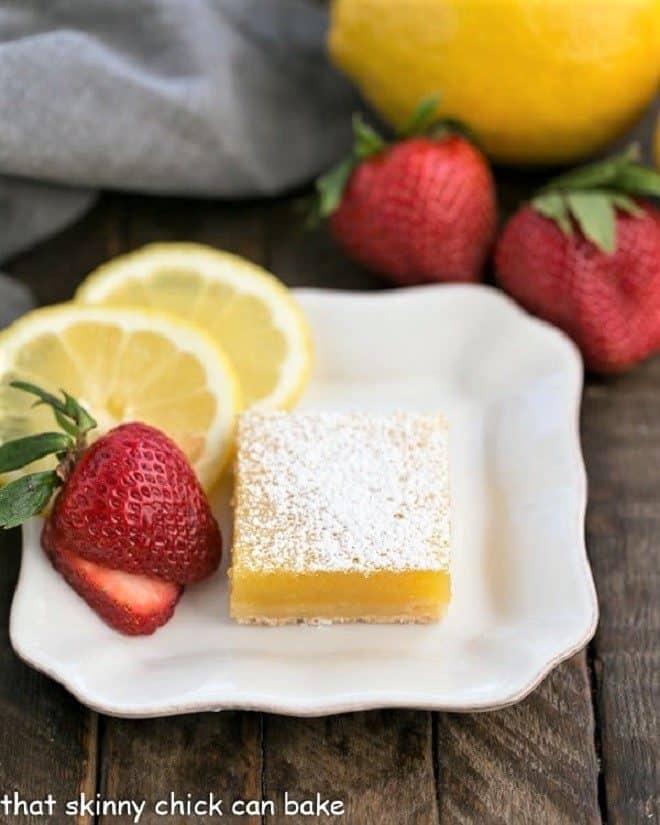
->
left=230, top=570, right=451, bottom=623
left=229, top=411, right=452, bottom=625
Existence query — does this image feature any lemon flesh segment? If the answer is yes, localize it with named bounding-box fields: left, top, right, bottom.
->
left=75, top=243, right=313, bottom=410
left=0, top=305, right=241, bottom=490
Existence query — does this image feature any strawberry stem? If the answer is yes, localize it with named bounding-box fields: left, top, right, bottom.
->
left=314, top=157, right=356, bottom=221
left=0, top=471, right=60, bottom=529
left=11, top=380, right=97, bottom=436
left=397, top=94, right=441, bottom=138
left=353, top=114, right=386, bottom=158
left=0, top=432, right=72, bottom=473
left=542, top=145, right=641, bottom=194
left=0, top=381, right=97, bottom=528
left=531, top=144, right=660, bottom=255
left=313, top=93, right=457, bottom=222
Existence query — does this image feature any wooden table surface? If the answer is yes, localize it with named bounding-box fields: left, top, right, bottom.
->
left=1, top=126, right=659, bottom=824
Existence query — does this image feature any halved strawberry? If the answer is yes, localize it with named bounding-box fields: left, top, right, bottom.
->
left=45, top=421, right=223, bottom=585
left=43, top=521, right=182, bottom=636
left=0, top=382, right=220, bottom=636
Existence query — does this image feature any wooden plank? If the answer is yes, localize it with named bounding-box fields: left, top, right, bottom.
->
left=264, top=196, right=385, bottom=291
left=0, top=97, right=655, bottom=825
left=93, top=195, right=266, bottom=825
left=265, top=185, right=600, bottom=825
left=263, top=711, right=439, bottom=825
left=263, top=197, right=440, bottom=825
left=98, top=712, right=261, bottom=825
left=0, top=527, right=97, bottom=824
left=6, top=196, right=127, bottom=304
left=124, top=193, right=267, bottom=263
left=4, top=194, right=268, bottom=824
left=0, top=203, right=128, bottom=823
left=264, top=186, right=598, bottom=825
left=582, top=359, right=660, bottom=824
left=435, top=654, right=601, bottom=824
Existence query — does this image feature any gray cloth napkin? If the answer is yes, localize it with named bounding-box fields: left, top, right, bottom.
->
left=0, top=0, right=358, bottom=260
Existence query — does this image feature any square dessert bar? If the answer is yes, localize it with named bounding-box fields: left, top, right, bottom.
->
left=229, top=411, right=451, bottom=625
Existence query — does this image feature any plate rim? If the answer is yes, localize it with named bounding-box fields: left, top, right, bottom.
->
left=10, top=284, right=599, bottom=717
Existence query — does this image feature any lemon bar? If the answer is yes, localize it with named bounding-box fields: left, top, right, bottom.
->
left=229, top=411, right=451, bottom=625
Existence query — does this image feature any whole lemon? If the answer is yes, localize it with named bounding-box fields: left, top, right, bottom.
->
left=329, top=0, right=660, bottom=165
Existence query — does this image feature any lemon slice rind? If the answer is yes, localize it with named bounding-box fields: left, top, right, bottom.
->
left=0, top=304, right=241, bottom=490
left=75, top=243, right=312, bottom=410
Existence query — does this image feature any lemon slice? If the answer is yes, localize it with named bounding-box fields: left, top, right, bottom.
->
left=75, top=243, right=313, bottom=410
left=0, top=304, right=240, bottom=489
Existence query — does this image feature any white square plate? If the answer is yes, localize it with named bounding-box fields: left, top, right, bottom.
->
left=10, top=286, right=598, bottom=717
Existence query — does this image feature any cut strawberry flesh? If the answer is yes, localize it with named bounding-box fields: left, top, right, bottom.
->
left=42, top=521, right=182, bottom=636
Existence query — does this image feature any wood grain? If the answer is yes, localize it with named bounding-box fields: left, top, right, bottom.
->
left=582, top=360, right=660, bottom=824
left=0, top=204, right=127, bottom=823
left=1, top=115, right=658, bottom=821
left=264, top=196, right=385, bottom=291
left=92, top=198, right=268, bottom=825
left=98, top=713, right=261, bottom=825
left=263, top=711, right=438, bottom=825
left=124, top=193, right=268, bottom=263
left=435, top=654, right=601, bottom=824
left=0, top=528, right=97, bottom=825
left=262, top=202, right=441, bottom=825
left=263, top=193, right=601, bottom=825
left=6, top=197, right=128, bottom=305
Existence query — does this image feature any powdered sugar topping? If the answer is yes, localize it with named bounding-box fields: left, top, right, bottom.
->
left=232, top=411, right=451, bottom=573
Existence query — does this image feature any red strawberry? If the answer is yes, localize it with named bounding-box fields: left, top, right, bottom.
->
left=46, top=422, right=222, bottom=584
left=43, top=520, right=182, bottom=636
left=0, top=382, right=222, bottom=635
left=316, top=98, right=496, bottom=284
left=495, top=147, right=660, bottom=372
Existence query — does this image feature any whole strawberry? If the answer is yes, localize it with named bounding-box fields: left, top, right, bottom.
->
left=316, top=97, right=497, bottom=284
left=496, top=147, right=660, bottom=372
left=0, top=382, right=222, bottom=634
